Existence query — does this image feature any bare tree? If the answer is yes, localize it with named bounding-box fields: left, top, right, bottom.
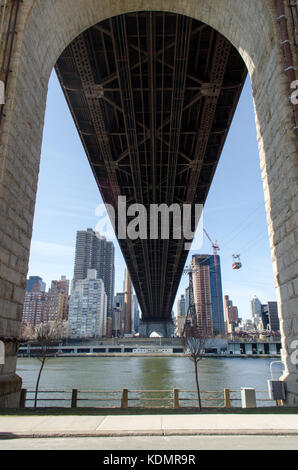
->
left=183, top=321, right=207, bottom=411
left=21, top=320, right=70, bottom=408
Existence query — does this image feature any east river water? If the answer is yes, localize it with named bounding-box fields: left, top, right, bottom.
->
left=16, top=357, right=285, bottom=408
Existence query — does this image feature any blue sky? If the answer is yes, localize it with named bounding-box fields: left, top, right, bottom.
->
left=28, top=71, right=276, bottom=320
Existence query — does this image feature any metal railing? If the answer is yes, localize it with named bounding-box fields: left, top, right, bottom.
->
left=19, top=387, right=279, bottom=409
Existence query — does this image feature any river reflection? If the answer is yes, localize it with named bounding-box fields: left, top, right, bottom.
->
left=17, top=356, right=284, bottom=408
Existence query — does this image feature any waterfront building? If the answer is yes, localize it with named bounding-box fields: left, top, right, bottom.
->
left=267, top=301, right=279, bottom=331
left=185, top=287, right=190, bottom=315
left=46, top=275, right=69, bottom=322
left=114, top=292, right=125, bottom=335
left=176, top=294, right=186, bottom=337
left=133, top=294, right=140, bottom=334
left=191, top=254, right=225, bottom=336
left=73, top=228, right=115, bottom=317
left=242, top=319, right=254, bottom=331
left=175, top=314, right=186, bottom=337
left=112, top=305, right=122, bottom=337
left=26, top=276, right=46, bottom=292
left=124, top=267, right=132, bottom=335
left=224, top=295, right=240, bottom=334
left=261, top=301, right=280, bottom=332
left=251, top=295, right=262, bottom=328
left=68, top=269, right=107, bottom=338
left=106, top=316, right=112, bottom=337
left=177, top=294, right=186, bottom=317
left=22, top=283, right=49, bottom=327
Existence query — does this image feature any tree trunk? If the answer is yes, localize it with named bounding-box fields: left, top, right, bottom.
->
left=34, top=356, right=46, bottom=408
left=194, top=359, right=202, bottom=411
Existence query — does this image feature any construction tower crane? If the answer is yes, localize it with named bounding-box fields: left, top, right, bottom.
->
left=203, top=229, right=220, bottom=257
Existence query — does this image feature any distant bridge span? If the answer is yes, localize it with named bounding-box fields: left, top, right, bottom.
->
left=55, top=11, right=247, bottom=322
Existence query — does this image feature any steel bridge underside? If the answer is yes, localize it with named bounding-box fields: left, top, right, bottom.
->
left=55, top=11, right=247, bottom=322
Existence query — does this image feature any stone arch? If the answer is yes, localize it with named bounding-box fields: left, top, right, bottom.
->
left=0, top=0, right=297, bottom=406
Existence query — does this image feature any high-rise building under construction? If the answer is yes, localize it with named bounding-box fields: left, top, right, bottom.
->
left=191, top=254, right=225, bottom=336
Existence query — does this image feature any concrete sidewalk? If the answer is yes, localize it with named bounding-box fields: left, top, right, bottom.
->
left=0, top=414, right=298, bottom=438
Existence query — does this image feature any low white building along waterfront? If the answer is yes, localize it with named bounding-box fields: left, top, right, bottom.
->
left=69, top=269, right=107, bottom=338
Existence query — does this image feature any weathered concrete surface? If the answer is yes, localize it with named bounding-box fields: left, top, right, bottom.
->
left=0, top=435, right=298, bottom=451
left=0, top=0, right=297, bottom=405
left=0, top=413, right=298, bottom=438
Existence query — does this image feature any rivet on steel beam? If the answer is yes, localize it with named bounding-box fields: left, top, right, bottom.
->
left=280, top=39, right=291, bottom=46
left=276, top=14, right=287, bottom=21
left=284, top=66, right=296, bottom=72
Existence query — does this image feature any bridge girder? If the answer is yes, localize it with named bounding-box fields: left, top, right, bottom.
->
left=55, top=11, right=247, bottom=321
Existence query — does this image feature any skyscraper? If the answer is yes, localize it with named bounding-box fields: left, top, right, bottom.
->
left=224, top=295, right=239, bottom=334
left=175, top=314, right=186, bottom=337
left=133, top=294, right=140, bottom=334
left=267, top=301, right=279, bottom=332
left=185, top=287, right=190, bottom=316
left=176, top=295, right=186, bottom=337
left=177, top=294, right=186, bottom=317
left=26, top=276, right=46, bottom=292
left=73, top=228, right=115, bottom=317
left=68, top=269, right=107, bottom=338
left=47, top=276, right=69, bottom=322
left=112, top=305, right=122, bottom=337
left=113, top=292, right=125, bottom=335
left=22, top=283, right=49, bottom=327
left=191, top=254, right=225, bottom=336
left=124, top=267, right=132, bottom=335
left=261, top=301, right=280, bottom=332
left=251, top=295, right=262, bottom=328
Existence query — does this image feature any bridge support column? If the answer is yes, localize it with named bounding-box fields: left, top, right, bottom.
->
left=0, top=0, right=296, bottom=407
left=0, top=342, right=22, bottom=408
left=138, top=320, right=175, bottom=338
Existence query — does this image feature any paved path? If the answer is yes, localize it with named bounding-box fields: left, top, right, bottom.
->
left=1, top=435, right=298, bottom=450
left=0, top=414, right=298, bottom=438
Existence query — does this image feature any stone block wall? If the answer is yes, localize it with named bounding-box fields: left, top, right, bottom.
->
left=0, top=0, right=296, bottom=405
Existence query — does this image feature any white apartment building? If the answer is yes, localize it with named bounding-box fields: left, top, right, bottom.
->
left=69, top=269, right=107, bottom=338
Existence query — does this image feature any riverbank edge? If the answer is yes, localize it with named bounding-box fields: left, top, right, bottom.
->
left=17, top=353, right=282, bottom=358
left=1, top=406, right=297, bottom=416
left=1, top=430, right=298, bottom=439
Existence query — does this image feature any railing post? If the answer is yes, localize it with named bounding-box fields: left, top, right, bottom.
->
left=71, top=389, right=78, bottom=408
left=241, top=387, right=256, bottom=408
left=173, top=388, right=179, bottom=408
left=20, top=389, right=27, bottom=409
left=224, top=388, right=231, bottom=408
left=121, top=388, right=128, bottom=408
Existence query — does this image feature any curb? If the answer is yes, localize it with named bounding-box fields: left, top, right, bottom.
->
left=1, top=429, right=298, bottom=439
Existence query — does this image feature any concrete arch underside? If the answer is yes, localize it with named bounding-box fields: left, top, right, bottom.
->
left=0, top=0, right=297, bottom=406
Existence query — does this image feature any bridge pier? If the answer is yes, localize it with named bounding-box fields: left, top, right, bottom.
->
left=138, top=320, right=175, bottom=338
left=0, top=0, right=297, bottom=407
left=0, top=342, right=22, bottom=408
